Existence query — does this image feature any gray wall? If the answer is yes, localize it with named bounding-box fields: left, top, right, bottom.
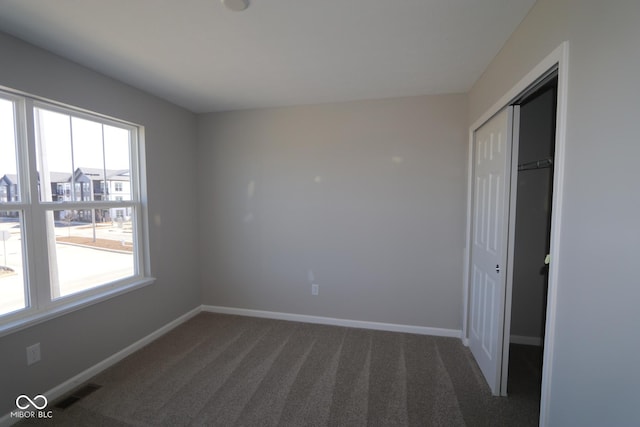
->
left=0, top=33, right=200, bottom=415
left=197, top=95, right=468, bottom=329
left=511, top=88, right=555, bottom=340
left=470, top=0, right=640, bottom=424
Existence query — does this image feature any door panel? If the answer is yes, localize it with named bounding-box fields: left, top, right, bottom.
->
left=469, top=107, right=513, bottom=395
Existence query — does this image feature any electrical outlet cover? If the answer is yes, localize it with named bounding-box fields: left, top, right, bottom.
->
left=26, top=343, right=41, bottom=365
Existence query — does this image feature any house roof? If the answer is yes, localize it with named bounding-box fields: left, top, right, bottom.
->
left=49, top=172, right=71, bottom=183
left=0, top=174, right=18, bottom=185
left=72, top=168, right=130, bottom=182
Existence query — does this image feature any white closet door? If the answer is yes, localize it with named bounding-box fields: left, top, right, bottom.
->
left=469, top=107, right=513, bottom=395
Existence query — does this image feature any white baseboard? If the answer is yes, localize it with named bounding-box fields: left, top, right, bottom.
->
left=202, top=305, right=461, bottom=338
left=510, top=334, right=542, bottom=346
left=0, top=306, right=202, bottom=427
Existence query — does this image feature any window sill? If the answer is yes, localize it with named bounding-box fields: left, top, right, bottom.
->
left=0, top=277, right=155, bottom=338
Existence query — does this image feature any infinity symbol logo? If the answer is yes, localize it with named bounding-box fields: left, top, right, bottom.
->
left=16, top=394, right=48, bottom=410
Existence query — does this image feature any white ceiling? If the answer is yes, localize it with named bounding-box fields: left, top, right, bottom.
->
left=0, top=0, right=536, bottom=113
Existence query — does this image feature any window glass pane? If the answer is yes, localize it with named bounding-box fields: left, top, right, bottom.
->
left=35, top=108, right=73, bottom=202
left=72, top=116, right=104, bottom=172
left=48, top=208, right=135, bottom=299
left=35, top=108, right=133, bottom=202
left=0, top=99, right=20, bottom=203
left=0, top=211, right=27, bottom=316
left=103, top=125, right=132, bottom=201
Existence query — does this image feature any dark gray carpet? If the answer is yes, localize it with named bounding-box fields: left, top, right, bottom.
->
left=19, top=313, right=541, bottom=426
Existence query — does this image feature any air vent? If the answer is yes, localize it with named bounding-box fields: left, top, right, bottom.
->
left=54, top=383, right=102, bottom=410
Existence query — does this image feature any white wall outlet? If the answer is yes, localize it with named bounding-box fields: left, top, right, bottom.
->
left=311, top=284, right=319, bottom=295
left=307, top=269, right=315, bottom=283
left=26, top=343, right=41, bottom=365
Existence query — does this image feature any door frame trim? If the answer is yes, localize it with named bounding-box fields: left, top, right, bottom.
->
left=462, top=41, right=569, bottom=426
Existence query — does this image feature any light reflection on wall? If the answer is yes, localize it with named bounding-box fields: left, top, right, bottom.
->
left=244, top=179, right=256, bottom=223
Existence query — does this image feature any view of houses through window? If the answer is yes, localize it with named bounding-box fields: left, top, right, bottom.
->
left=0, top=93, right=146, bottom=322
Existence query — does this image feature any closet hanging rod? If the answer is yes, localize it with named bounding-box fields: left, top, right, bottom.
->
left=518, top=157, right=553, bottom=171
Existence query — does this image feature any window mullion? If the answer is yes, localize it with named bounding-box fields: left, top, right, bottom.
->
left=23, top=99, right=54, bottom=310
left=128, top=128, right=142, bottom=277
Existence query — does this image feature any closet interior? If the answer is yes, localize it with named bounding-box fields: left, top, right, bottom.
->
left=507, top=73, right=557, bottom=402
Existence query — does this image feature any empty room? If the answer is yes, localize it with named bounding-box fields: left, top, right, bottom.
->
left=0, top=0, right=639, bottom=426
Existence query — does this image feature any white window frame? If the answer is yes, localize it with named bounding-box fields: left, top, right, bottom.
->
left=0, top=88, right=153, bottom=337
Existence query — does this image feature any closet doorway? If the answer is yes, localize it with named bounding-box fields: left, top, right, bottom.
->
left=464, top=43, right=568, bottom=425
left=466, top=67, right=560, bottom=399
left=503, top=72, right=558, bottom=402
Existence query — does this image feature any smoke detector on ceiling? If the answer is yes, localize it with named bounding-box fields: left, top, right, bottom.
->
left=221, top=0, right=249, bottom=12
